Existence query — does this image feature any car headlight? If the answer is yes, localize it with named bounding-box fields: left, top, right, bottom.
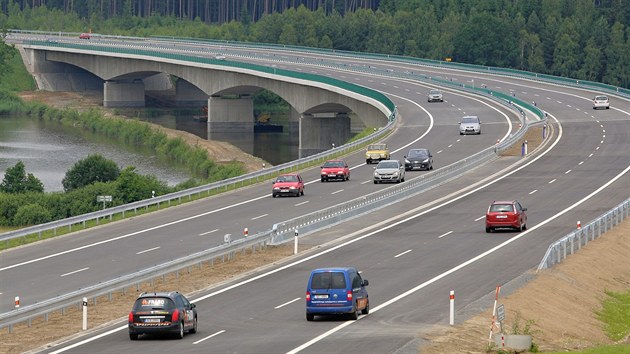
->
left=405, top=159, right=410, bottom=164
left=273, top=187, right=279, bottom=190
left=393, top=171, right=399, bottom=176
left=289, top=186, right=296, bottom=189
left=423, top=158, right=429, bottom=163
left=374, top=172, right=379, bottom=177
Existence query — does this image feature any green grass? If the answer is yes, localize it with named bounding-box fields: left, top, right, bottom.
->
left=599, top=290, right=630, bottom=341
left=544, top=345, right=630, bottom=354
left=0, top=48, right=36, bottom=92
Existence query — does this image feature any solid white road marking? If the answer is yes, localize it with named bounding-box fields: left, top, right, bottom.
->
left=295, top=201, right=310, bottom=206
left=331, top=190, right=344, bottom=195
left=549, top=179, right=556, bottom=184
left=361, top=180, right=371, bottom=184
left=394, top=249, right=412, bottom=258
left=199, top=229, right=219, bottom=236
left=275, top=298, right=301, bottom=309
left=438, top=231, right=454, bottom=239
left=136, top=247, right=160, bottom=255
left=193, top=330, right=226, bottom=345
left=251, top=214, right=268, bottom=220
left=60, top=268, right=89, bottom=277
left=529, top=190, right=538, bottom=195
left=474, top=216, right=485, bottom=221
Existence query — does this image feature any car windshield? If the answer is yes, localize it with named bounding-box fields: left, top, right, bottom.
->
left=368, top=144, right=386, bottom=150
left=277, top=175, right=298, bottom=182
left=430, top=90, right=440, bottom=95
left=490, top=204, right=514, bottom=213
left=377, top=161, right=399, bottom=169
left=462, top=117, right=478, bottom=124
left=323, top=161, right=344, bottom=168
left=311, top=272, right=347, bottom=290
left=408, top=150, right=428, bottom=158
left=133, top=297, right=175, bottom=310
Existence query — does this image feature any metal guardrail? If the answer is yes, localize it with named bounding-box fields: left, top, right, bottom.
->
left=537, top=198, right=630, bottom=271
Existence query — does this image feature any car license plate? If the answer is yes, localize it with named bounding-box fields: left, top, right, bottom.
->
left=496, top=215, right=508, bottom=219
left=281, top=190, right=289, bottom=192
left=314, top=294, right=328, bottom=299
left=144, top=318, right=161, bottom=323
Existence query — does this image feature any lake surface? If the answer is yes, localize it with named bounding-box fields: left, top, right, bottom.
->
left=0, top=117, right=192, bottom=192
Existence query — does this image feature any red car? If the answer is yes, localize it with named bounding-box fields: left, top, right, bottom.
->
left=320, top=159, right=350, bottom=182
left=272, top=173, right=304, bottom=197
left=485, top=200, right=528, bottom=233
left=79, top=33, right=91, bottom=39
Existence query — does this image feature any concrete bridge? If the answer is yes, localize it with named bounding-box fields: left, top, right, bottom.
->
left=15, top=41, right=391, bottom=157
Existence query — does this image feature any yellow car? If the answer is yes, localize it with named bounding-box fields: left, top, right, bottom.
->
left=365, top=143, right=390, bottom=164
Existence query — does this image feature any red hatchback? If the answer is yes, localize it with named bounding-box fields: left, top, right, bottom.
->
left=485, top=200, right=528, bottom=233
left=320, top=159, right=350, bottom=182
left=272, top=173, right=304, bottom=197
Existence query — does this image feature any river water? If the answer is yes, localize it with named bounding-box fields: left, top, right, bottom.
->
left=0, top=110, right=300, bottom=192
left=0, top=116, right=192, bottom=192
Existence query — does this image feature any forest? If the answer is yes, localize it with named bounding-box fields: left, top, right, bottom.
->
left=1, top=0, right=629, bottom=88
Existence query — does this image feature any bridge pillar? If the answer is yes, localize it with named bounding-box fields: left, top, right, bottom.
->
left=103, top=80, right=145, bottom=108
left=207, top=95, right=254, bottom=133
left=299, top=113, right=351, bottom=158
left=175, top=80, right=209, bottom=107
left=288, top=107, right=300, bottom=135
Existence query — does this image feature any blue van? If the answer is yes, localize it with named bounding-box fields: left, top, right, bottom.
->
left=305, top=267, right=369, bottom=321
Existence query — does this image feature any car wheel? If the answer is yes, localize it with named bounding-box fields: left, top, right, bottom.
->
left=374, top=180, right=378, bottom=184
left=349, top=305, right=359, bottom=320
left=176, top=321, right=185, bottom=339
left=272, top=193, right=276, bottom=198
left=366, top=159, right=371, bottom=164
left=523, top=223, right=527, bottom=230
left=189, top=317, right=197, bottom=334
left=346, top=174, right=350, bottom=181
left=401, top=176, right=405, bottom=182
left=321, top=177, right=325, bottom=182
left=129, top=333, right=138, bottom=341
left=300, top=189, right=304, bottom=196
left=486, top=227, right=492, bottom=233
left=306, top=313, right=314, bottom=321
left=362, top=299, right=370, bottom=315
left=460, top=132, right=463, bottom=135
left=518, top=222, right=524, bottom=232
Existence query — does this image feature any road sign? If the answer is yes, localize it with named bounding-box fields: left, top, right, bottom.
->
left=96, top=195, right=112, bottom=202
left=497, top=304, right=505, bottom=322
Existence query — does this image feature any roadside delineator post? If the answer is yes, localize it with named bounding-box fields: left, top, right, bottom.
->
left=449, top=290, right=455, bottom=325
left=294, top=230, right=299, bottom=255
left=244, top=228, right=249, bottom=237
left=82, top=297, right=88, bottom=330
left=14, top=296, right=19, bottom=309
left=488, top=285, right=501, bottom=342
left=577, top=221, right=581, bottom=229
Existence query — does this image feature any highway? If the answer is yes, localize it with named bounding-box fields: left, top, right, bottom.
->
left=3, top=34, right=630, bottom=353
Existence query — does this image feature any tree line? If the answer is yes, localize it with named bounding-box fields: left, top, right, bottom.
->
left=1, top=0, right=629, bottom=88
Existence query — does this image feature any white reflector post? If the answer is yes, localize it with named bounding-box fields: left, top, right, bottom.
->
left=82, top=297, right=88, bottom=330
left=449, top=290, right=455, bottom=325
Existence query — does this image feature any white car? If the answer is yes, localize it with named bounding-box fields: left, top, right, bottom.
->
left=427, top=89, right=443, bottom=102
left=373, top=160, right=405, bottom=184
left=593, top=95, right=610, bottom=110
left=459, top=116, right=481, bottom=135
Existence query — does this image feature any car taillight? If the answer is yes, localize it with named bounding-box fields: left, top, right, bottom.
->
left=172, top=309, right=179, bottom=322
left=306, top=292, right=311, bottom=301
left=347, top=291, right=353, bottom=301
left=128, top=312, right=134, bottom=323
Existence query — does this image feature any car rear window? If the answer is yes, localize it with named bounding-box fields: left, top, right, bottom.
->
left=490, top=204, right=514, bottom=212
left=311, top=272, right=347, bottom=290
left=133, top=297, right=175, bottom=310
left=368, top=144, right=386, bottom=150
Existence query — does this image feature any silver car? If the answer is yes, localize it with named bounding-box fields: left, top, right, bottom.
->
left=459, top=116, right=481, bottom=135
left=373, top=160, right=405, bottom=184
left=427, top=89, right=443, bottom=103
left=593, top=95, right=610, bottom=110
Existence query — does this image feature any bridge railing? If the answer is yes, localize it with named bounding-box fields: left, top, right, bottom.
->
left=537, top=198, right=630, bottom=271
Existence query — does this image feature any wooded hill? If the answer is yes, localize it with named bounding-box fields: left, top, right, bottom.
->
left=1, top=0, right=629, bottom=88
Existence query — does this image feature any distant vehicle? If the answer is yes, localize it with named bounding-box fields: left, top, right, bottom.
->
left=365, top=143, right=390, bottom=164
left=404, top=148, right=433, bottom=171
left=459, top=115, right=481, bottom=135
left=214, top=54, right=226, bottom=60
left=306, top=267, right=369, bottom=321
left=593, top=95, right=610, bottom=110
left=320, top=159, right=350, bottom=182
left=128, top=291, right=197, bottom=340
left=272, top=173, right=304, bottom=197
left=373, top=159, right=405, bottom=184
left=79, top=33, right=91, bottom=39
left=427, top=89, right=444, bottom=102
left=485, top=200, right=528, bottom=233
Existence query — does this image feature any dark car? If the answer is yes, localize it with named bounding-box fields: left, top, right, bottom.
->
left=272, top=173, right=304, bottom=197
left=128, top=291, right=197, bottom=340
left=404, top=148, right=433, bottom=171
left=306, top=267, right=369, bottom=321
left=485, top=200, right=528, bottom=233
left=320, top=159, right=350, bottom=182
